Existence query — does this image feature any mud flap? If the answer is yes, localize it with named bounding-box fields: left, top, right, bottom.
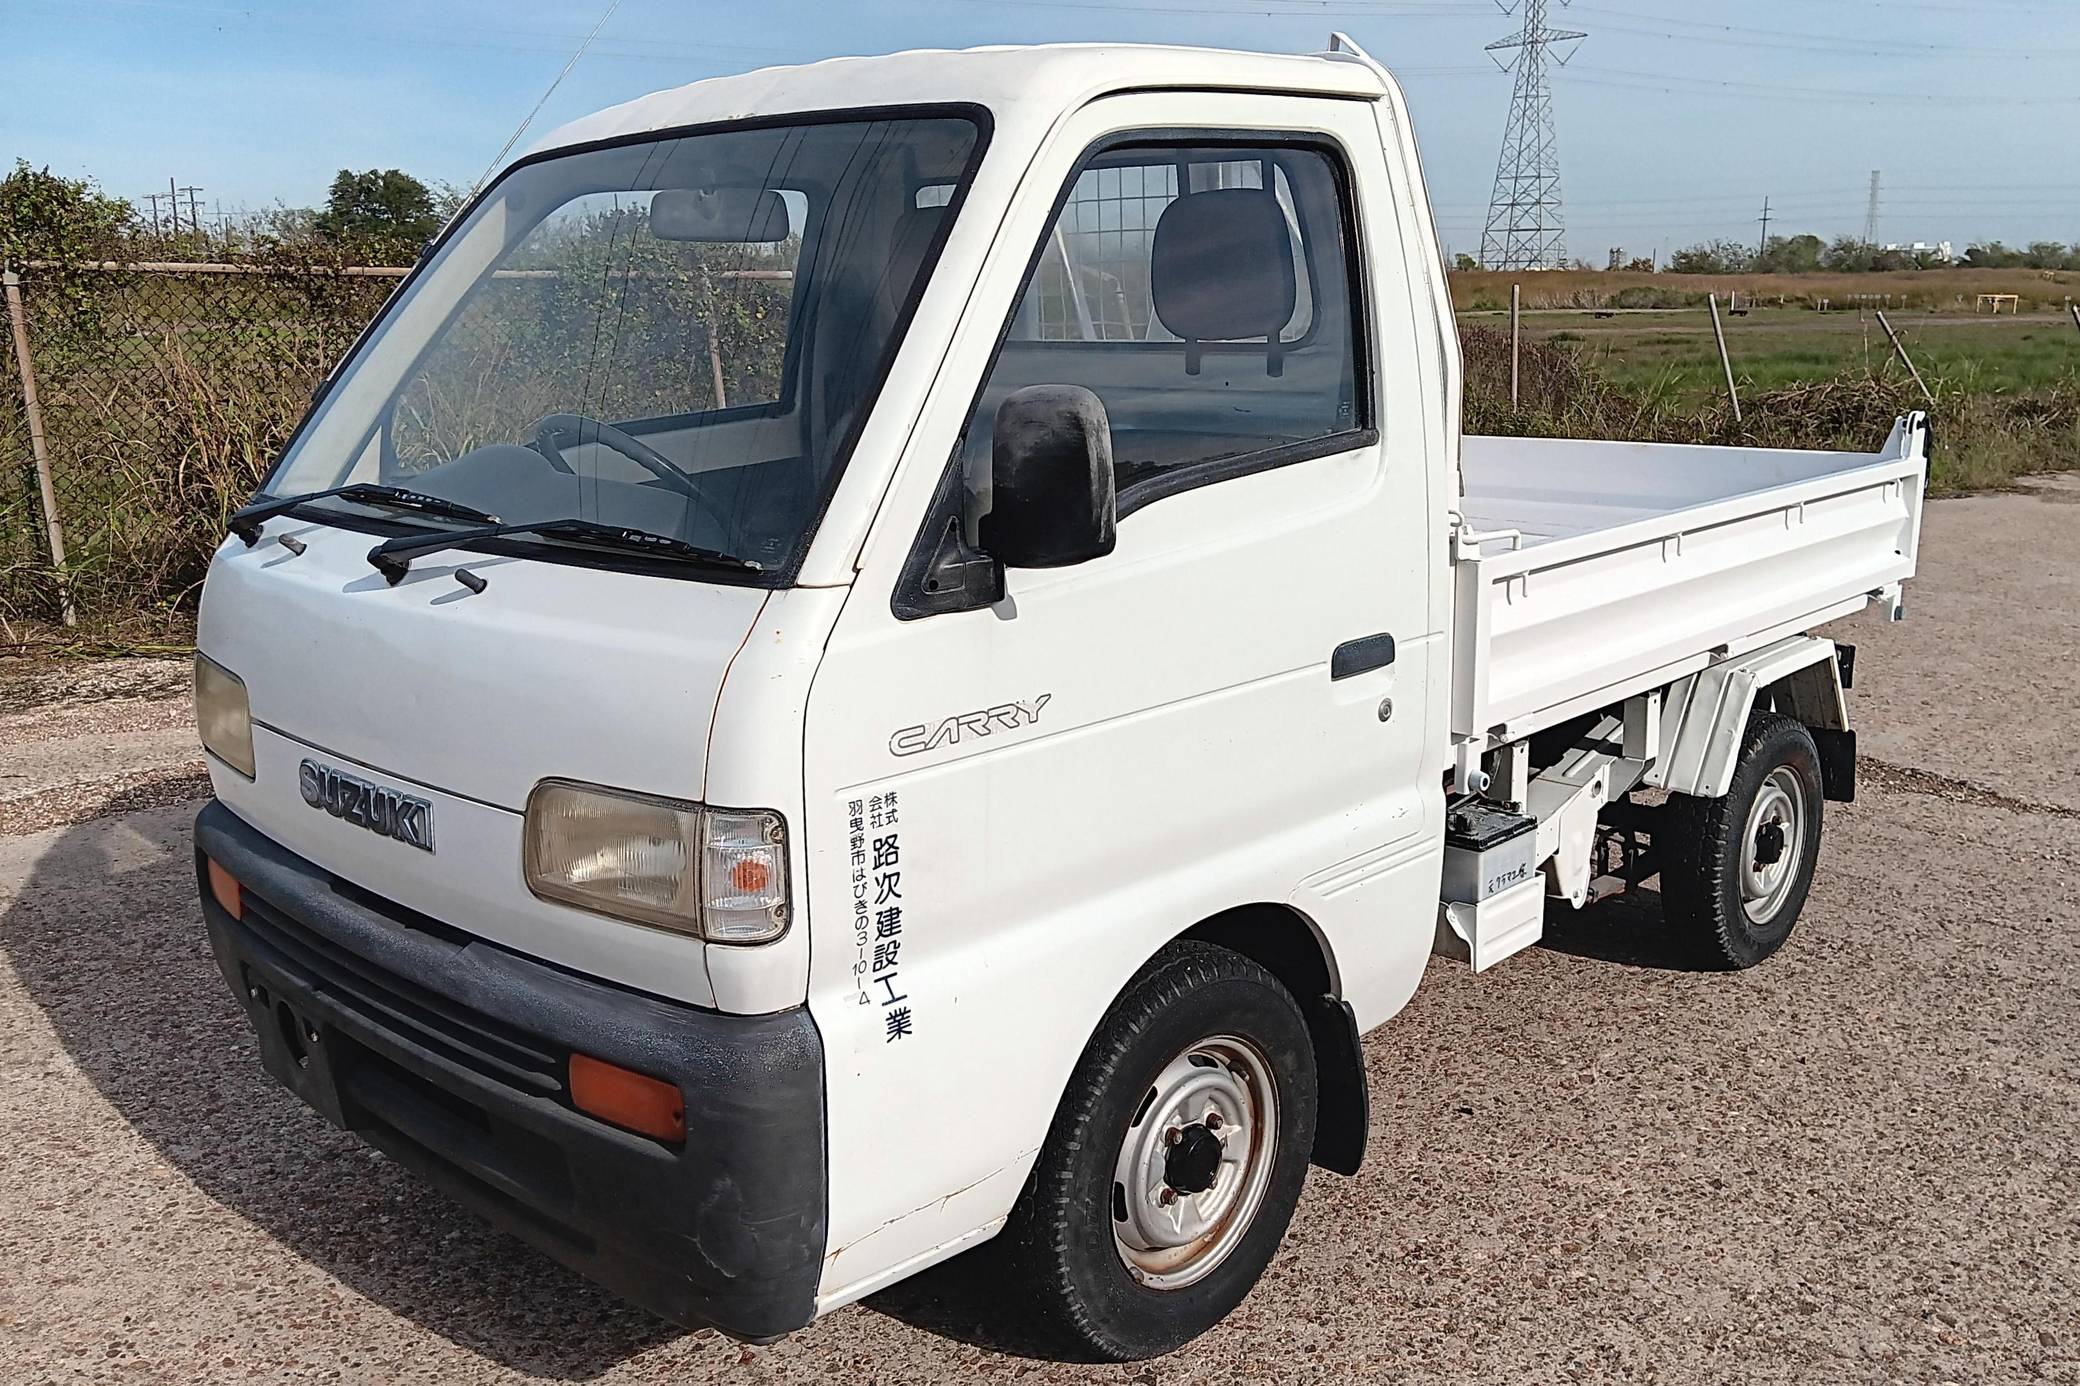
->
left=1304, top=995, right=1368, bottom=1176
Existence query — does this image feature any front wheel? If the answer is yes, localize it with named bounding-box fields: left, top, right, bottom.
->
left=990, top=942, right=1317, bottom=1360
left=1660, top=712, right=1825, bottom=969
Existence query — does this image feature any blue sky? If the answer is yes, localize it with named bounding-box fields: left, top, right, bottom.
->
left=8, top=0, right=2080, bottom=261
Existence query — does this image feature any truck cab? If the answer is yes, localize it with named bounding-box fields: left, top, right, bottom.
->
left=192, top=39, right=1921, bottom=1360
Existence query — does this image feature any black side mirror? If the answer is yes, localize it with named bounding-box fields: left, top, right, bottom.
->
left=981, top=385, right=1117, bottom=569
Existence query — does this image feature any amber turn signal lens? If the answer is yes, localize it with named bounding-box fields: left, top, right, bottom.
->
left=206, top=858, right=242, bottom=920
left=569, top=1052, right=685, bottom=1143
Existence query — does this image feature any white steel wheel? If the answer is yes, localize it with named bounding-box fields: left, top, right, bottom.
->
left=1111, top=1035, right=1279, bottom=1290
left=1739, top=765, right=1808, bottom=925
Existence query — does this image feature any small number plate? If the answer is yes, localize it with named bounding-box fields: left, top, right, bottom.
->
left=299, top=758, right=434, bottom=852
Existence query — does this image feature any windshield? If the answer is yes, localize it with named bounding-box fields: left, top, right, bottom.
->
left=265, top=113, right=984, bottom=576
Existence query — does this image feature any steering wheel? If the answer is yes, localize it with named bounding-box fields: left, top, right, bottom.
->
left=531, top=413, right=703, bottom=501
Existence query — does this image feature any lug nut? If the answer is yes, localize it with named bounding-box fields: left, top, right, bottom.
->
left=1165, top=1127, right=1183, bottom=1146
left=1158, top=1188, right=1177, bottom=1205
left=1206, top=1112, right=1223, bottom=1131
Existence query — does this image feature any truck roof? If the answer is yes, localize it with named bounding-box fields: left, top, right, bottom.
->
left=528, top=42, right=1390, bottom=159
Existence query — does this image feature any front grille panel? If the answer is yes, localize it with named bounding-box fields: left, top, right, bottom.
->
left=238, top=891, right=566, bottom=1099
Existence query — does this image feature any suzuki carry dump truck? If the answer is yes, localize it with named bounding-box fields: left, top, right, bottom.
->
left=192, top=37, right=1926, bottom=1359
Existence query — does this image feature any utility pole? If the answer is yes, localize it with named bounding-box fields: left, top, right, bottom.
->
left=179, top=186, right=205, bottom=240
left=140, top=191, right=166, bottom=237
left=1756, top=196, right=1773, bottom=264
left=168, top=177, right=180, bottom=237
left=1863, top=170, right=1882, bottom=247
left=1479, top=0, right=1587, bottom=271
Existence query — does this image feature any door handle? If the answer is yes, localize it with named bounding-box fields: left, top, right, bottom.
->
left=1330, top=633, right=1395, bottom=680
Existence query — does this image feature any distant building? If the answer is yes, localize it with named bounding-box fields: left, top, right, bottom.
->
left=1882, top=240, right=1957, bottom=263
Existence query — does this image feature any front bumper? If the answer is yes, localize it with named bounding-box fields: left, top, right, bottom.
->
left=194, top=800, right=827, bottom=1342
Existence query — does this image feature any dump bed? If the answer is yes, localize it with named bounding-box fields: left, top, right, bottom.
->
left=1449, top=416, right=1928, bottom=745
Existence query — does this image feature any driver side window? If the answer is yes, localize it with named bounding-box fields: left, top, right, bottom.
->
left=964, top=138, right=1364, bottom=515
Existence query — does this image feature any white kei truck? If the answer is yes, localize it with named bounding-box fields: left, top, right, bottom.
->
left=190, top=38, right=1927, bottom=1359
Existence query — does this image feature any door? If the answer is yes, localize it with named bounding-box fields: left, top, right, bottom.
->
left=803, top=90, right=1447, bottom=1300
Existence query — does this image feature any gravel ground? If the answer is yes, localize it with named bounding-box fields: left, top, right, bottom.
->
left=1, top=480, right=2075, bottom=1385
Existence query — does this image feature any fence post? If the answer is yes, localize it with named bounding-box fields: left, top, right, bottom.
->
left=2, top=267, right=75, bottom=627
left=2070, top=301, right=2080, bottom=338
left=1875, top=310, right=1937, bottom=410
left=1509, top=282, right=1521, bottom=409
left=706, top=326, right=729, bottom=411
left=1708, top=292, right=1742, bottom=426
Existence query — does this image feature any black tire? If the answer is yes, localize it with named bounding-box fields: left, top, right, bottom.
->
left=990, top=941, right=1317, bottom=1361
left=1660, top=712, right=1825, bottom=970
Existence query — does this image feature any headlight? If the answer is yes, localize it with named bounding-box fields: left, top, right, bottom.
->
left=522, top=780, right=791, bottom=944
left=194, top=654, right=255, bottom=778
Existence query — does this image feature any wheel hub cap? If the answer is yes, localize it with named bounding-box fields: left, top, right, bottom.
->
left=1164, top=1124, right=1223, bottom=1194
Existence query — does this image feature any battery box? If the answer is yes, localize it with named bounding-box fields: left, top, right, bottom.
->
left=1440, top=800, right=1538, bottom=904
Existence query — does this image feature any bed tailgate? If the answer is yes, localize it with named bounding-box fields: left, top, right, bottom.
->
left=1451, top=415, right=1928, bottom=744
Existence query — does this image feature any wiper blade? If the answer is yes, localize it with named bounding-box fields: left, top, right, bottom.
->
left=365, top=517, right=763, bottom=584
left=227, top=483, right=501, bottom=544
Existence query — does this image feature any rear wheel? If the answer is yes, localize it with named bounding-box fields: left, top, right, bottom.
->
left=991, top=942, right=1316, bottom=1361
left=1660, top=712, right=1824, bottom=969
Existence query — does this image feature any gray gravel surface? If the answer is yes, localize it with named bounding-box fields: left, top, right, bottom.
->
left=2, top=482, right=2075, bottom=1385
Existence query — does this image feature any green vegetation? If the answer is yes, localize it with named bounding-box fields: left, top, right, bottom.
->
left=312, top=168, right=449, bottom=263
left=1499, top=307, right=2080, bottom=404
left=1666, top=231, right=2080, bottom=275
left=1463, top=322, right=2080, bottom=497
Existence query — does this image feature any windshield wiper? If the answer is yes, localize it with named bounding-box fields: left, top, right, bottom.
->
left=365, top=517, right=764, bottom=584
left=227, top=483, right=502, bottom=545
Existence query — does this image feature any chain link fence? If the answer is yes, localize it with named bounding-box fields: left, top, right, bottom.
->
left=0, top=252, right=794, bottom=645
left=1, top=260, right=398, bottom=641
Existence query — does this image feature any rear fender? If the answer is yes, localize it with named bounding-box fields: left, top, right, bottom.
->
left=1648, top=635, right=1849, bottom=799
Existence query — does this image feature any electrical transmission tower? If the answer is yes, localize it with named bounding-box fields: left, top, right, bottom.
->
left=1480, top=0, right=1585, bottom=271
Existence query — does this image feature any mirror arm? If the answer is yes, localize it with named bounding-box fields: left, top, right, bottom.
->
left=902, top=513, right=1004, bottom=619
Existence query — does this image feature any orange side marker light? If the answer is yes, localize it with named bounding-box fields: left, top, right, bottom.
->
left=206, top=858, right=243, bottom=920
left=569, top=1052, right=686, bottom=1143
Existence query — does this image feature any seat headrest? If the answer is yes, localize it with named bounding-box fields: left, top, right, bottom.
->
left=1150, top=188, right=1296, bottom=374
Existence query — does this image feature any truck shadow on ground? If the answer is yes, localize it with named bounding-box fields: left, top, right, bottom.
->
left=1534, top=885, right=1716, bottom=972
left=1, top=790, right=684, bottom=1380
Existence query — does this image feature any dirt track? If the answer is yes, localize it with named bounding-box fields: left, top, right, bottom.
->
left=2, top=478, right=2075, bottom=1385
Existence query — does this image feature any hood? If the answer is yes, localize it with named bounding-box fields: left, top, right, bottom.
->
left=197, top=517, right=769, bottom=813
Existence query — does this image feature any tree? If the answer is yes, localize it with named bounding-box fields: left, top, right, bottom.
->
left=1453, top=252, right=1479, bottom=272
left=1666, top=239, right=1752, bottom=274
left=1820, top=236, right=1879, bottom=273
left=313, top=168, right=441, bottom=261
left=0, top=160, right=133, bottom=264
left=1755, top=233, right=1825, bottom=274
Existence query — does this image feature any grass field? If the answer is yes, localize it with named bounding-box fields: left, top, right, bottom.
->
left=1450, top=266, right=2080, bottom=314
left=1461, top=304, right=2080, bottom=407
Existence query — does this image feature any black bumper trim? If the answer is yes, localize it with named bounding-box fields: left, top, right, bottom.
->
left=194, top=800, right=827, bottom=1342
